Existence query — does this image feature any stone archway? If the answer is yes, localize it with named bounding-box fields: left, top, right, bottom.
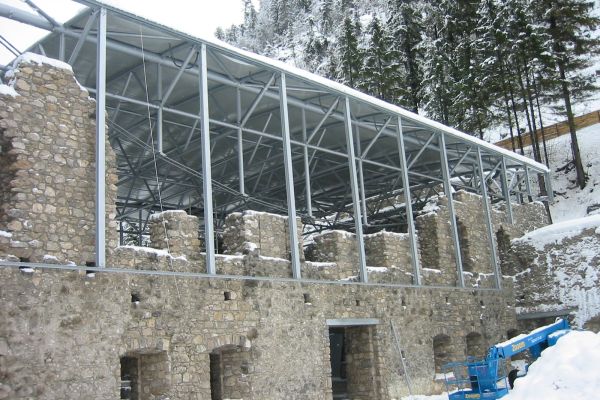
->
left=210, top=345, right=252, bottom=400
left=466, top=332, right=485, bottom=359
left=432, top=334, right=452, bottom=373
left=119, top=350, right=170, bottom=400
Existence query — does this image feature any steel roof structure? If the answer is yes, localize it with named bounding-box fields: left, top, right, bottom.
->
left=0, top=0, right=552, bottom=286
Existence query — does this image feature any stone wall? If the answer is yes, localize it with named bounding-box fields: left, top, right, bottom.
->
left=0, top=266, right=517, bottom=399
left=364, top=231, right=414, bottom=285
left=0, top=57, right=118, bottom=265
left=222, top=211, right=304, bottom=261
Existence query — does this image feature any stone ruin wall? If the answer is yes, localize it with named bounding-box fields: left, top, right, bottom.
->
left=0, top=59, right=118, bottom=266
left=0, top=267, right=518, bottom=399
left=507, top=224, right=600, bottom=332
left=0, top=58, right=554, bottom=399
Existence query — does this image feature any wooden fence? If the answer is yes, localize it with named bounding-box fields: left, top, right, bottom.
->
left=494, top=109, right=600, bottom=150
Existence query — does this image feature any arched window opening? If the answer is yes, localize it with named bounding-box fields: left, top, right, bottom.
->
left=433, top=334, right=452, bottom=373
left=456, top=218, right=473, bottom=272
left=210, top=345, right=252, bottom=400
left=466, top=332, right=485, bottom=359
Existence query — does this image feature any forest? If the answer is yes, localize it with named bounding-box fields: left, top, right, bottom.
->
left=218, top=0, right=599, bottom=188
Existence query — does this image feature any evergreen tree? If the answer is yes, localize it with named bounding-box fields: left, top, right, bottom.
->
left=533, top=0, right=599, bottom=189
left=388, top=0, right=424, bottom=113
left=361, top=16, right=400, bottom=101
left=335, top=16, right=363, bottom=88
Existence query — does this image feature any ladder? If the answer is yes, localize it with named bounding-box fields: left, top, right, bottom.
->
left=391, top=321, right=414, bottom=396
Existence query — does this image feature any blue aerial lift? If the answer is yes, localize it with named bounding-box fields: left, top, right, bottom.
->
left=442, top=319, right=571, bottom=400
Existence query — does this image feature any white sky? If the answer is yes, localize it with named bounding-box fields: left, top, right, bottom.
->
left=0, top=0, right=257, bottom=64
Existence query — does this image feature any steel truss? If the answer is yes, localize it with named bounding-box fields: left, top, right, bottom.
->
left=0, top=0, right=552, bottom=286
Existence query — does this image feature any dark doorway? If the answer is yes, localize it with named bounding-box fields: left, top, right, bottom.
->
left=209, top=345, right=252, bottom=400
left=120, top=356, right=139, bottom=400
left=329, top=328, right=347, bottom=398
left=328, top=325, right=378, bottom=400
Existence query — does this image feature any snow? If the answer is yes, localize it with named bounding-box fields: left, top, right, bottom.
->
left=504, top=331, right=600, bottom=400
left=148, top=209, right=189, bottom=221
left=0, top=230, right=12, bottom=238
left=12, top=52, right=73, bottom=72
left=513, top=214, right=600, bottom=250
left=403, top=331, right=600, bottom=400
left=366, top=266, right=388, bottom=273
left=42, top=255, right=59, bottom=262
left=545, top=123, right=600, bottom=222
left=0, top=84, right=18, bottom=97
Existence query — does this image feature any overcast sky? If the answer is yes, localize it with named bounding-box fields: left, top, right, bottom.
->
left=0, top=0, right=256, bottom=65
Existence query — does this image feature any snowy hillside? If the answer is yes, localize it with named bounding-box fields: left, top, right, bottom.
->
left=545, top=123, right=600, bottom=222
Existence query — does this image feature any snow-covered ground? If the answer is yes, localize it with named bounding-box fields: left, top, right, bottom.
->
left=401, top=330, right=600, bottom=400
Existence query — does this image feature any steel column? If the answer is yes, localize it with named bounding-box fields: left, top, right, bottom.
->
left=355, top=126, right=369, bottom=226
left=280, top=73, right=302, bottom=279
left=236, top=88, right=245, bottom=194
left=439, top=132, right=464, bottom=286
left=500, top=157, right=513, bottom=224
left=397, top=117, right=421, bottom=285
left=476, top=147, right=501, bottom=289
left=199, top=44, right=216, bottom=274
left=343, top=97, right=368, bottom=283
left=95, top=7, right=107, bottom=268
left=301, top=108, right=313, bottom=216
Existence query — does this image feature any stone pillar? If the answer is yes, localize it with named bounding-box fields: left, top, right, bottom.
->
left=222, top=210, right=303, bottom=261
left=308, top=230, right=359, bottom=280
left=148, top=210, right=201, bottom=261
left=0, top=54, right=118, bottom=265
left=364, top=231, right=414, bottom=284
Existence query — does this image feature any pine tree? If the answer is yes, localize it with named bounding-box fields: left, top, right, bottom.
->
left=361, top=16, right=399, bottom=101
left=532, top=0, right=599, bottom=189
left=388, top=0, right=424, bottom=113
left=335, top=16, right=363, bottom=88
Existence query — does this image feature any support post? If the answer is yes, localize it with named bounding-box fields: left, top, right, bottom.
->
left=545, top=171, right=554, bottom=202
left=524, top=166, right=532, bottom=200
left=439, top=132, right=464, bottom=286
left=280, top=73, right=302, bottom=279
left=343, top=97, right=368, bottom=283
left=476, top=147, right=501, bottom=289
left=355, top=126, right=368, bottom=226
left=95, top=7, right=107, bottom=268
left=199, top=44, right=216, bottom=274
left=301, top=108, right=312, bottom=217
left=396, top=117, right=421, bottom=285
left=236, top=87, right=245, bottom=194
left=500, top=157, right=513, bottom=224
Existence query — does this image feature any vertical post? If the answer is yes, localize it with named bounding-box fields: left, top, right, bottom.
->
left=199, top=44, right=216, bottom=274
left=157, top=107, right=164, bottom=154
left=236, top=88, right=245, bottom=194
left=355, top=126, right=369, bottom=226
left=439, top=132, right=464, bottom=287
left=545, top=171, right=554, bottom=202
left=280, top=73, right=302, bottom=279
left=59, top=32, right=65, bottom=61
left=524, top=166, right=532, bottom=201
left=301, top=108, right=313, bottom=217
left=476, top=147, right=501, bottom=289
left=95, top=7, right=107, bottom=268
left=500, top=157, right=513, bottom=224
left=343, top=97, right=368, bottom=283
left=138, top=208, right=143, bottom=246
left=396, top=117, right=421, bottom=285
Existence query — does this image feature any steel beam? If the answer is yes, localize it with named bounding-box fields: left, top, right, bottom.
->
left=199, top=44, right=215, bottom=274
left=344, top=97, right=368, bottom=283
left=501, top=157, right=513, bottom=224
left=279, top=73, right=301, bottom=279
left=236, top=88, right=245, bottom=194
left=301, top=108, right=313, bottom=216
left=397, top=117, right=421, bottom=285
left=95, top=7, right=107, bottom=268
left=439, top=132, right=464, bottom=287
left=476, top=147, right=501, bottom=289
